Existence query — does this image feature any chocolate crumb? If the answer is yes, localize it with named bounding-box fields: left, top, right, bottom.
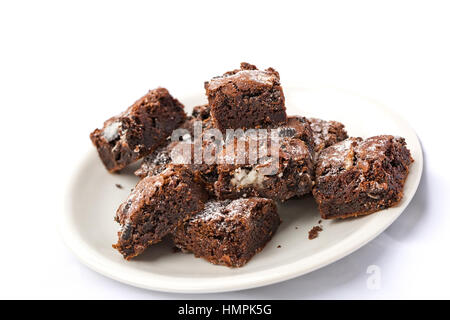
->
left=277, top=245, right=281, bottom=248
left=172, top=246, right=181, bottom=253
left=115, top=183, right=123, bottom=189
left=295, top=226, right=298, bottom=229
left=308, top=226, right=323, bottom=240
left=318, top=220, right=322, bottom=224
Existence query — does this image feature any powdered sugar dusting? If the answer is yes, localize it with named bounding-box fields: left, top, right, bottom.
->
left=357, top=136, right=390, bottom=159
left=208, top=69, right=276, bottom=90
left=318, top=138, right=355, bottom=165
left=281, top=140, right=310, bottom=160
left=309, top=118, right=331, bottom=146
left=194, top=200, right=230, bottom=222
left=237, top=70, right=275, bottom=84
left=194, top=199, right=253, bottom=223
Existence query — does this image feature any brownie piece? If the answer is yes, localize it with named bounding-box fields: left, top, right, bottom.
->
left=134, top=117, right=197, bottom=178
left=113, top=165, right=208, bottom=260
left=173, top=198, right=280, bottom=267
left=136, top=153, right=217, bottom=196
left=307, top=117, right=348, bottom=155
left=313, top=135, right=413, bottom=219
left=214, top=117, right=315, bottom=201
left=135, top=104, right=212, bottom=178
left=136, top=147, right=217, bottom=196
left=90, top=88, right=186, bottom=172
left=205, top=62, right=287, bottom=132
left=134, top=106, right=218, bottom=195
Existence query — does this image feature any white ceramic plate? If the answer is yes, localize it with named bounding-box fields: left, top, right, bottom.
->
left=61, top=86, right=423, bottom=293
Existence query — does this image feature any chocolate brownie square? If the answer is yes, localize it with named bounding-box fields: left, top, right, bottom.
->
left=113, top=165, right=208, bottom=260
left=205, top=62, right=287, bottom=132
left=173, top=198, right=280, bottom=267
left=214, top=117, right=315, bottom=201
left=313, top=135, right=413, bottom=219
left=307, top=117, right=348, bottom=155
left=90, top=88, right=186, bottom=172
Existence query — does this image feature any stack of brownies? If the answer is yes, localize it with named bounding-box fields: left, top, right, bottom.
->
left=90, top=63, right=413, bottom=267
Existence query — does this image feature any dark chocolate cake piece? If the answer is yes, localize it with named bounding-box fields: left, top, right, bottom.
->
left=173, top=198, right=280, bottom=267
left=113, top=165, right=208, bottom=259
left=205, top=62, right=287, bottom=132
left=313, top=135, right=413, bottom=219
left=90, top=88, right=186, bottom=172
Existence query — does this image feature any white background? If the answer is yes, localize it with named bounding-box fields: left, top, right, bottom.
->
left=0, top=0, right=449, bottom=299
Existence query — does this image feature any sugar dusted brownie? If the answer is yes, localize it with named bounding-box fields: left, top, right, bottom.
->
left=205, top=62, right=287, bottom=132
left=173, top=198, right=280, bottom=267
left=113, top=165, right=208, bottom=260
left=313, top=135, right=413, bottom=219
left=214, top=117, right=315, bottom=201
left=90, top=88, right=186, bottom=172
left=307, top=117, right=348, bottom=155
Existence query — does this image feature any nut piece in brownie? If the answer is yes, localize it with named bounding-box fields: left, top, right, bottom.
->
left=173, top=198, right=280, bottom=267
left=214, top=117, right=315, bottom=201
left=307, top=117, right=348, bottom=156
left=313, top=135, right=413, bottom=219
left=205, top=62, right=287, bottom=132
left=113, top=165, right=208, bottom=260
left=90, top=88, right=186, bottom=172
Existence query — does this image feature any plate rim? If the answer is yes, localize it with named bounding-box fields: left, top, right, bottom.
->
left=60, top=85, right=424, bottom=293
